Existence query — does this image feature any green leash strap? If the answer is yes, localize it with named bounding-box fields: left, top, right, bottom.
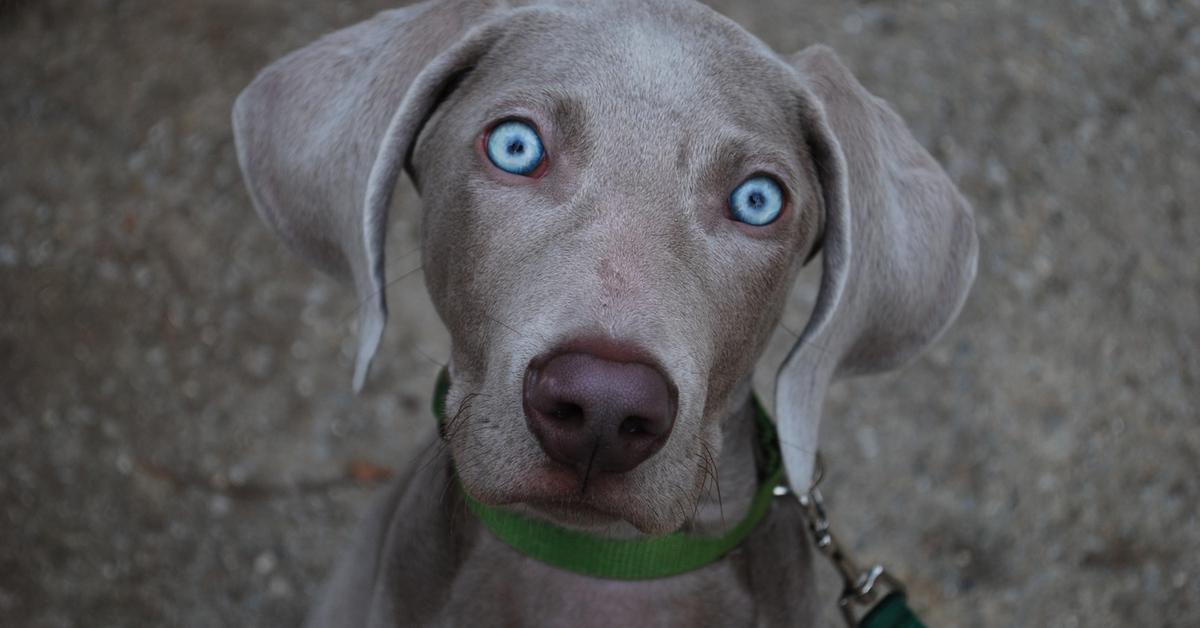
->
left=433, top=369, right=783, bottom=580
left=432, top=369, right=929, bottom=626
left=860, top=592, right=927, bottom=628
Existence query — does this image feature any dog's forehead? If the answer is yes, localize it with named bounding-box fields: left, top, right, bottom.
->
left=481, top=5, right=797, bottom=128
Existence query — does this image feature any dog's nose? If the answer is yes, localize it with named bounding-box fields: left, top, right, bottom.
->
left=524, top=352, right=675, bottom=477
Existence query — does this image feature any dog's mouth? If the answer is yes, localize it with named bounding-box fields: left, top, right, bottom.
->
left=511, top=493, right=663, bottom=535
left=465, top=457, right=686, bottom=535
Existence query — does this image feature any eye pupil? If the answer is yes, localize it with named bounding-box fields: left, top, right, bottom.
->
left=486, top=120, right=544, bottom=176
left=748, top=191, right=764, bottom=208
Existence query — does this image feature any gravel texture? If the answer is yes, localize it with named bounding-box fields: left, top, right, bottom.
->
left=2, top=0, right=1197, bottom=626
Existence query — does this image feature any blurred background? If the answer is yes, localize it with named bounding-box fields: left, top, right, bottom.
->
left=2, top=0, right=1197, bottom=626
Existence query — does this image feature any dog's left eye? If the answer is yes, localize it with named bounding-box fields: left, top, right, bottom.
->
left=485, top=120, right=545, bottom=176
left=729, top=176, right=785, bottom=226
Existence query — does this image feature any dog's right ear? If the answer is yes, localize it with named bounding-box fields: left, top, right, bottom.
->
left=233, top=0, right=537, bottom=391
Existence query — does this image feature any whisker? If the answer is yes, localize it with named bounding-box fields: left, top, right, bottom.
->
left=692, top=454, right=715, bottom=523
left=701, top=441, right=724, bottom=526
left=339, top=263, right=425, bottom=325
left=412, top=345, right=447, bottom=368
left=481, top=312, right=528, bottom=340
left=580, top=442, right=599, bottom=496
left=393, top=244, right=424, bottom=261
left=776, top=437, right=817, bottom=457
left=443, top=392, right=481, bottom=439
left=417, top=391, right=480, bottom=475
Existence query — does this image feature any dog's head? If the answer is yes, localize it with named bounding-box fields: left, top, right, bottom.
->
left=233, top=0, right=976, bottom=535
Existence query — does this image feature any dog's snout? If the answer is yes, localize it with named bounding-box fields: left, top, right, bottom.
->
left=523, top=352, right=675, bottom=477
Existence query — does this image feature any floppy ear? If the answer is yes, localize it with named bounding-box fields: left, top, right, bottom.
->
left=232, top=0, right=524, bottom=391
left=776, top=45, right=978, bottom=489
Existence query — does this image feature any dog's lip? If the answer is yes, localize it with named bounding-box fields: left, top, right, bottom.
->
left=478, top=490, right=632, bottom=530
left=522, top=497, right=622, bottom=523
left=468, top=462, right=660, bottom=531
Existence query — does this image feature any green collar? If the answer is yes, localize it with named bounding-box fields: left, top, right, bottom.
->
left=432, top=370, right=784, bottom=580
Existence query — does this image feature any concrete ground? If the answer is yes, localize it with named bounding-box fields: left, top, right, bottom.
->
left=1, top=0, right=1197, bottom=626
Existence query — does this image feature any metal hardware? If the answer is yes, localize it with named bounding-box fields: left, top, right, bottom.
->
left=777, top=453, right=909, bottom=628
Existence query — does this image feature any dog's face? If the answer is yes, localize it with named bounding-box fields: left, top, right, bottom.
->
left=413, top=10, right=821, bottom=534
left=234, top=0, right=976, bottom=537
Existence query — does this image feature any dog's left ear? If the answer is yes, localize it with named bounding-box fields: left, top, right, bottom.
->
left=232, top=1, right=541, bottom=391
left=776, top=45, right=978, bottom=489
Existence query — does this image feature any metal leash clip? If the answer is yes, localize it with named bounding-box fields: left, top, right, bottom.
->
left=774, top=454, right=926, bottom=628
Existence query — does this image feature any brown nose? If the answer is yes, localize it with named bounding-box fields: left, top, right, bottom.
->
left=523, top=352, right=675, bottom=477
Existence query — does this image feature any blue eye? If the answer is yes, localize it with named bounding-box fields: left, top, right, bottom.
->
left=486, top=120, right=545, bottom=175
left=729, top=176, right=785, bottom=226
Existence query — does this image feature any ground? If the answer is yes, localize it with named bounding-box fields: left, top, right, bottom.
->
left=1, top=0, right=1197, bottom=626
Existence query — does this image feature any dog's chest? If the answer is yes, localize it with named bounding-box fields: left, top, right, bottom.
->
left=438, top=536, right=758, bottom=627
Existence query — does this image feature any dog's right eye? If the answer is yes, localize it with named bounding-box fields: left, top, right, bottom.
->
left=729, top=176, right=785, bottom=226
left=485, top=120, right=545, bottom=176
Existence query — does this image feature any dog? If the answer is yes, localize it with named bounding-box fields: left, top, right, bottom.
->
left=232, top=0, right=977, bottom=625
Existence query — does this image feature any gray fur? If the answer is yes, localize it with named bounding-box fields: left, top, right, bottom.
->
left=232, top=0, right=976, bottom=625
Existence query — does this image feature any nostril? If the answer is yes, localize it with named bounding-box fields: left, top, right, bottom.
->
left=550, top=402, right=584, bottom=423
left=619, top=416, right=651, bottom=436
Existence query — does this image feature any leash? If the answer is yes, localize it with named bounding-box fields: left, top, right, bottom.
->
left=777, top=456, right=927, bottom=628
left=432, top=370, right=927, bottom=627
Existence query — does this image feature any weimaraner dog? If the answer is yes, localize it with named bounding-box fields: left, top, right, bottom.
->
left=233, top=0, right=976, bottom=625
